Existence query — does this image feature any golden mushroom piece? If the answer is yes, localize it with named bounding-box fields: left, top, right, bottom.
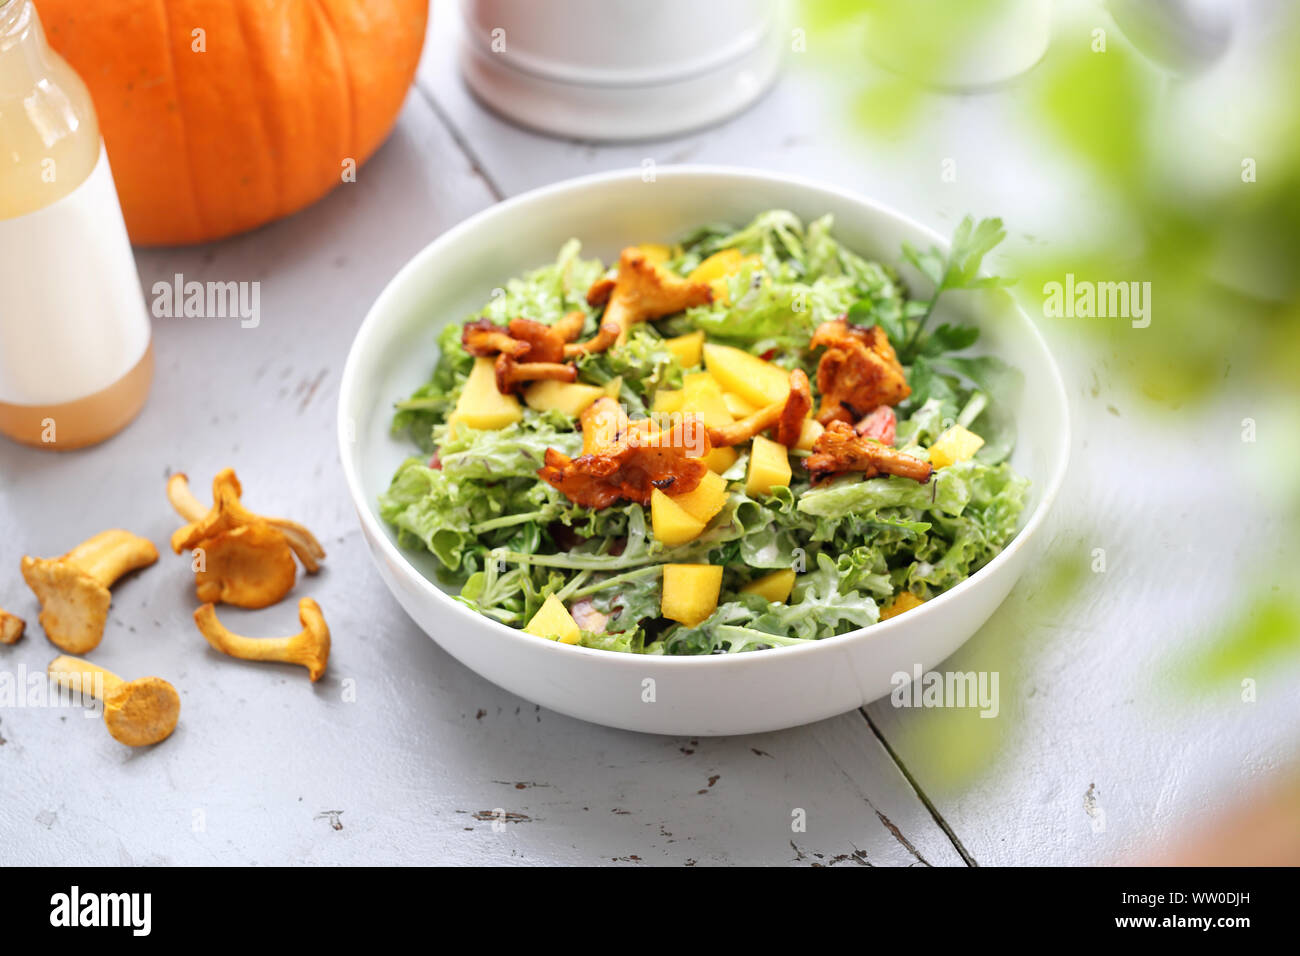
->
left=166, top=469, right=326, bottom=608
left=168, top=469, right=326, bottom=573
left=194, top=598, right=331, bottom=682
left=48, top=655, right=180, bottom=747
left=194, top=524, right=298, bottom=608
left=567, top=247, right=713, bottom=356
left=0, top=607, right=25, bottom=644
left=20, top=530, right=159, bottom=654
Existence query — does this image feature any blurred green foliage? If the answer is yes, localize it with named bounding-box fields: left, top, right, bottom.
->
left=800, top=0, right=1300, bottom=786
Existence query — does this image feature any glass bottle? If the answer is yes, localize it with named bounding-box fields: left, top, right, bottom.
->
left=0, top=0, right=152, bottom=449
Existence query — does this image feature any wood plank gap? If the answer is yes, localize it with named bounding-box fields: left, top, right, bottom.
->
left=859, top=708, right=980, bottom=867
left=413, top=78, right=507, bottom=201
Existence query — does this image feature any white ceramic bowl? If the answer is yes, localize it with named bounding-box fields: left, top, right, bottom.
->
left=338, top=166, right=1069, bottom=736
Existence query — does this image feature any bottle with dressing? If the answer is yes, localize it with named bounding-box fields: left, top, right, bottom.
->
left=0, top=0, right=151, bottom=449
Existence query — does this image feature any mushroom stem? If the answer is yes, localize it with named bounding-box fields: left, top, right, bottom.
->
left=707, top=402, right=783, bottom=447
left=194, top=598, right=331, bottom=682
left=706, top=369, right=812, bottom=448
left=48, top=654, right=123, bottom=698
left=494, top=353, right=579, bottom=393
left=166, top=472, right=208, bottom=522
left=553, top=309, right=588, bottom=342
left=563, top=321, right=621, bottom=358
left=62, top=530, right=159, bottom=588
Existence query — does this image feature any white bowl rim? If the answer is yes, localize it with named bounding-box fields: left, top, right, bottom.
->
left=338, top=164, right=1070, bottom=670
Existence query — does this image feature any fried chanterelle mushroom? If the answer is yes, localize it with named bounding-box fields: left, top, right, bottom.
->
left=168, top=470, right=325, bottom=608
left=707, top=368, right=813, bottom=449
left=539, top=399, right=712, bottom=508
left=461, top=315, right=583, bottom=394
left=0, top=607, right=26, bottom=645
left=21, top=530, right=158, bottom=653
left=805, top=421, right=933, bottom=484
left=810, top=319, right=911, bottom=424
left=567, top=248, right=713, bottom=356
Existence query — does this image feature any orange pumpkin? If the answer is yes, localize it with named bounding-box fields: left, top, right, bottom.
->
left=35, top=0, right=428, bottom=245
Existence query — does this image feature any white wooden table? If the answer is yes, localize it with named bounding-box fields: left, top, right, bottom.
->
left=2, top=2, right=1296, bottom=866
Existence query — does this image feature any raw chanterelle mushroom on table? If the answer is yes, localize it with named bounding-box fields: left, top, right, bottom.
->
left=20, top=530, right=158, bottom=653
left=47, top=655, right=180, bottom=747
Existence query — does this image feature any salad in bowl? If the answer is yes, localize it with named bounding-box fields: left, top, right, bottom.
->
left=379, top=210, right=1027, bottom=657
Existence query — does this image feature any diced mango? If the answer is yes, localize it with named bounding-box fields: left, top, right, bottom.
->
left=661, top=563, right=724, bottom=627
left=664, top=330, right=705, bottom=368
left=740, top=568, right=797, bottom=604
left=703, top=446, right=738, bottom=474
left=637, top=243, right=672, bottom=265
left=670, top=470, right=728, bottom=525
left=681, top=373, right=734, bottom=429
left=603, top=376, right=623, bottom=399
left=722, top=392, right=757, bottom=418
left=929, top=424, right=985, bottom=469
left=523, top=380, right=605, bottom=417
left=795, top=418, right=824, bottom=451
left=524, top=594, right=582, bottom=644
left=688, top=249, right=745, bottom=284
left=746, top=435, right=791, bottom=496
left=688, top=249, right=764, bottom=304
left=651, top=489, right=707, bottom=546
left=703, top=343, right=790, bottom=409
left=880, top=591, right=925, bottom=621
left=653, top=389, right=685, bottom=414
left=454, top=357, right=523, bottom=430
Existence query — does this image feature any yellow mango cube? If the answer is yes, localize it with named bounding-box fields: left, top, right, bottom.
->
left=722, top=392, right=757, bottom=418
left=795, top=418, right=824, bottom=451
left=703, top=343, right=790, bottom=409
left=637, top=243, right=672, bottom=265
left=745, top=434, right=791, bottom=496
left=681, top=373, right=734, bottom=429
left=524, top=594, right=582, bottom=644
left=703, top=445, right=738, bottom=474
left=929, top=424, right=985, bottom=469
left=523, top=380, right=605, bottom=417
left=651, top=489, right=707, bottom=546
left=653, top=389, right=685, bottom=414
left=689, top=250, right=764, bottom=305
left=664, top=330, right=705, bottom=368
left=670, top=470, right=728, bottom=525
left=661, top=563, right=724, bottom=627
left=454, top=356, right=522, bottom=430
left=880, top=591, right=925, bottom=621
left=740, top=568, right=796, bottom=604
left=688, top=249, right=745, bottom=284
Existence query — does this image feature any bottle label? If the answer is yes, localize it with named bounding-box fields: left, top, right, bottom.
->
left=0, top=145, right=150, bottom=405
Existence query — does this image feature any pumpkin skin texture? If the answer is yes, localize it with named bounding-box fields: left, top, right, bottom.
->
left=35, top=0, right=428, bottom=245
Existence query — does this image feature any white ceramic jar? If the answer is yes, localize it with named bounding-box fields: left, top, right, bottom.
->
left=458, top=0, right=784, bottom=140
